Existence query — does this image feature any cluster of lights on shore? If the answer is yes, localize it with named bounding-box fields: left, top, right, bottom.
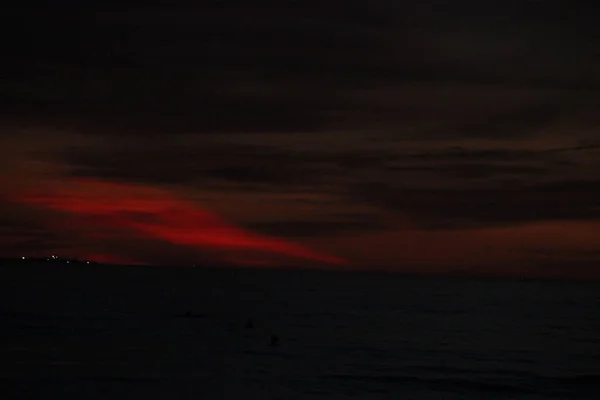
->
left=20, top=255, right=90, bottom=264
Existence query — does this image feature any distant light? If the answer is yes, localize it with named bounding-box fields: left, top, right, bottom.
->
left=86, top=261, right=90, bottom=264
left=66, top=261, right=69, bottom=264
left=22, top=256, right=25, bottom=260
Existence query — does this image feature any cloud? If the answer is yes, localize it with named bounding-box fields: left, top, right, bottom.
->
left=246, top=215, right=391, bottom=238
left=203, top=165, right=302, bottom=185
left=57, top=133, right=600, bottom=236
left=386, top=163, right=549, bottom=180
left=352, top=179, right=600, bottom=230
left=524, top=247, right=600, bottom=280
left=2, top=178, right=345, bottom=266
left=402, top=144, right=600, bottom=162
left=60, top=141, right=332, bottom=189
left=425, top=102, right=567, bottom=139
left=381, top=143, right=600, bottom=183
left=64, top=143, right=203, bottom=185
left=1, top=5, right=395, bottom=134
left=4, top=2, right=600, bottom=140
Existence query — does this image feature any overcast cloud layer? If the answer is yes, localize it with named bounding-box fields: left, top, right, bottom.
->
left=1, top=2, right=599, bottom=277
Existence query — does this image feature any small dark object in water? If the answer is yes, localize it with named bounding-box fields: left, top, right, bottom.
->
left=270, top=334, right=279, bottom=346
left=185, top=310, right=192, bottom=318
left=245, top=318, right=254, bottom=329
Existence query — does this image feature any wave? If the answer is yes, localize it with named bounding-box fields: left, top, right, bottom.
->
left=0, top=311, right=120, bottom=321
left=325, top=374, right=531, bottom=394
left=78, top=376, right=163, bottom=384
left=1, top=376, right=163, bottom=385
left=323, top=372, right=600, bottom=394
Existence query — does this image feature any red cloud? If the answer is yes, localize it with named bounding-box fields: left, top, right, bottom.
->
left=9, top=178, right=344, bottom=266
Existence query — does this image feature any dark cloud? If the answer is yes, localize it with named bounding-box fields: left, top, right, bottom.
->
left=352, top=179, right=600, bottom=230
left=3, top=2, right=600, bottom=138
left=527, top=247, right=600, bottom=259
left=526, top=247, right=600, bottom=280
left=246, top=215, right=391, bottom=238
left=0, top=202, right=83, bottom=256
left=65, top=145, right=204, bottom=185
left=0, top=4, right=392, bottom=133
left=424, top=102, right=566, bottom=139
left=204, top=165, right=302, bottom=185
left=61, top=142, right=328, bottom=188
left=548, top=144, right=600, bottom=153
left=1, top=2, right=600, bottom=276
left=404, top=144, right=600, bottom=162
left=386, top=163, right=549, bottom=180
left=375, top=143, right=597, bottom=185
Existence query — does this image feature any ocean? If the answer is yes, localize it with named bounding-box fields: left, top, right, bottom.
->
left=2, top=263, right=599, bottom=399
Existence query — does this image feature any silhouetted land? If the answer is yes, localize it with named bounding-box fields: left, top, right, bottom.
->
left=0, top=256, right=100, bottom=267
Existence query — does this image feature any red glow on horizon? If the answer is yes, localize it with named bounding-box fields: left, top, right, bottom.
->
left=85, top=253, right=146, bottom=266
left=225, top=257, right=279, bottom=267
left=9, top=178, right=345, bottom=266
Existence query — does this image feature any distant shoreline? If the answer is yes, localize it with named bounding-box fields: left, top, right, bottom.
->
left=1, top=257, right=598, bottom=285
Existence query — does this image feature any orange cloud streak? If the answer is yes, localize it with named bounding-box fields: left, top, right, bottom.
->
left=9, top=178, right=345, bottom=266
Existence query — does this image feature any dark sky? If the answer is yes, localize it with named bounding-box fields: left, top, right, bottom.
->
left=1, top=2, right=600, bottom=278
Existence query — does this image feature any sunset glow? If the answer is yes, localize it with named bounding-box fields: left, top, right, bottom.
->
left=6, top=178, right=345, bottom=266
left=1, top=3, right=599, bottom=279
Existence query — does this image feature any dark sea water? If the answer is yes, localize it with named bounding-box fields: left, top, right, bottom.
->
left=2, top=264, right=599, bottom=399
